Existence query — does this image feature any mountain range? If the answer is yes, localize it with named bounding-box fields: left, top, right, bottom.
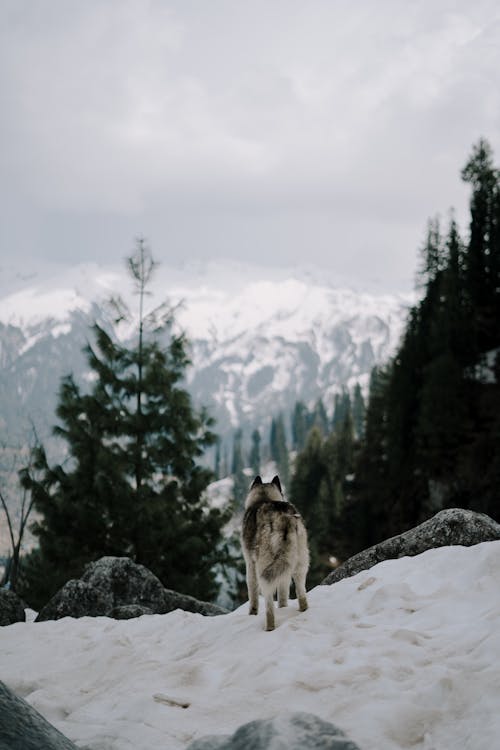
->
left=0, top=260, right=412, bottom=452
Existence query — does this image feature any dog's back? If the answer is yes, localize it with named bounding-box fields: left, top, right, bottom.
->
left=241, top=475, right=309, bottom=630
left=242, top=497, right=306, bottom=583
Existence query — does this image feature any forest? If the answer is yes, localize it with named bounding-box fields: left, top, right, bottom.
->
left=234, top=137, right=500, bottom=586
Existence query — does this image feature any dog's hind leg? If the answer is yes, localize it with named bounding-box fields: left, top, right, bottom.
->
left=277, top=578, right=290, bottom=608
left=264, top=590, right=275, bottom=631
left=293, top=566, right=308, bottom=612
left=246, top=559, right=259, bottom=615
left=259, top=578, right=276, bottom=630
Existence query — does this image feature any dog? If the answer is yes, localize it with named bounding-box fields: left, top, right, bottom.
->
left=241, top=475, right=309, bottom=631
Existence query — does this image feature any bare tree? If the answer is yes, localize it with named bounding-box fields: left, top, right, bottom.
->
left=0, top=432, right=39, bottom=591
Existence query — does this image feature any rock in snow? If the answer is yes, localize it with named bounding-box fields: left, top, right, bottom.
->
left=0, top=681, right=78, bottom=750
left=0, top=587, right=26, bottom=626
left=35, top=557, right=227, bottom=622
left=322, top=508, right=500, bottom=585
left=187, top=713, right=361, bottom=750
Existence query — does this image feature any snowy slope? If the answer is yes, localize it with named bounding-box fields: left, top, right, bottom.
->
left=0, top=261, right=411, bottom=443
left=2, top=541, right=499, bottom=750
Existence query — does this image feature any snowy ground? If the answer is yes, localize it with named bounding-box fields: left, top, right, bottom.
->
left=2, top=541, right=500, bottom=750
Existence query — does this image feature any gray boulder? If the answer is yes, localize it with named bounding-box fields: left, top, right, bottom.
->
left=187, top=713, right=362, bottom=750
left=36, top=556, right=228, bottom=622
left=0, top=588, right=26, bottom=626
left=109, top=604, right=154, bottom=619
left=322, top=508, right=500, bottom=586
left=35, top=580, right=110, bottom=622
left=161, top=589, right=229, bottom=617
left=0, top=681, right=78, bottom=750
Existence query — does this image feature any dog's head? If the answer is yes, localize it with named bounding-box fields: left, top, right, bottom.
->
left=245, top=475, right=283, bottom=507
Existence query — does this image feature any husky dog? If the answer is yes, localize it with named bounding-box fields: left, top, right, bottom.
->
left=241, top=475, right=309, bottom=631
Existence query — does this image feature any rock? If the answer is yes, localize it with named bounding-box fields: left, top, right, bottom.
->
left=36, top=556, right=228, bottom=622
left=187, top=713, right=362, bottom=750
left=161, top=589, right=228, bottom=617
left=322, top=508, right=500, bottom=586
left=109, top=604, right=154, bottom=619
left=35, top=580, right=110, bottom=622
left=80, top=557, right=167, bottom=611
left=0, top=681, right=78, bottom=749
left=0, top=588, right=26, bottom=626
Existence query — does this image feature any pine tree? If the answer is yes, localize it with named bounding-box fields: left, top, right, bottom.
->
left=231, top=428, right=247, bottom=508
left=461, top=138, right=499, bottom=352
left=289, top=426, right=328, bottom=584
left=332, top=389, right=351, bottom=433
left=417, top=215, right=444, bottom=290
left=352, top=383, right=365, bottom=439
left=21, top=240, right=229, bottom=607
left=291, top=401, right=309, bottom=451
left=249, top=429, right=261, bottom=476
left=214, top=437, right=221, bottom=480
left=312, top=398, right=329, bottom=435
left=269, top=413, right=289, bottom=486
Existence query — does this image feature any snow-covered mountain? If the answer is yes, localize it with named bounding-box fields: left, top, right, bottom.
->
left=0, top=260, right=412, bottom=446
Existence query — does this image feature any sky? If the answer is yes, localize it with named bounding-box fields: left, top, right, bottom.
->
left=1, top=0, right=500, bottom=292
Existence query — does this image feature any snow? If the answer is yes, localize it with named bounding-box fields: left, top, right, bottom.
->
left=2, top=541, right=500, bottom=750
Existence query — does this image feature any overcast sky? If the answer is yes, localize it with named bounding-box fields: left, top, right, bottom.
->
left=1, top=0, right=500, bottom=292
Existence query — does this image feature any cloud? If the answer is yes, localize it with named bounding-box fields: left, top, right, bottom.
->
left=1, top=0, right=500, bottom=288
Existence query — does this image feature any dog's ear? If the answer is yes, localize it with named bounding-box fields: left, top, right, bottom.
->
left=251, top=475, right=263, bottom=489
left=271, top=475, right=282, bottom=493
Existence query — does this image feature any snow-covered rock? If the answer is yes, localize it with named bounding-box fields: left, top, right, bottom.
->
left=36, top=557, right=227, bottom=622
left=0, top=588, right=26, bottom=626
left=187, top=713, right=361, bottom=750
left=322, top=508, right=500, bottom=585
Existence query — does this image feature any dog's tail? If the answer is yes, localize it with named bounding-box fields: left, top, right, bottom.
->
left=260, top=553, right=290, bottom=583
left=258, top=513, right=300, bottom=584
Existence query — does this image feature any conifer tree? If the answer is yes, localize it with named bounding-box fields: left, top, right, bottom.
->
left=269, top=413, right=289, bottom=486
left=249, top=429, right=261, bottom=476
left=332, top=389, right=351, bottom=433
left=21, top=240, right=229, bottom=607
left=214, top=437, right=221, bottom=480
left=418, top=215, right=444, bottom=289
left=461, top=139, right=500, bottom=354
left=312, top=398, right=329, bottom=435
left=291, top=401, right=308, bottom=451
left=289, top=426, right=328, bottom=584
left=231, top=428, right=247, bottom=508
left=352, top=383, right=365, bottom=439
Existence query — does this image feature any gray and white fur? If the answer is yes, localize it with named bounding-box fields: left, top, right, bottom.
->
left=241, top=475, right=309, bottom=631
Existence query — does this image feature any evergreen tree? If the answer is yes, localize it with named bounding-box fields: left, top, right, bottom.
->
left=417, top=215, right=444, bottom=289
left=312, top=398, right=329, bottom=436
left=214, top=437, right=221, bottom=480
left=269, top=413, right=289, bottom=486
left=348, top=365, right=393, bottom=551
left=289, top=426, right=328, bottom=584
left=291, top=401, right=309, bottom=451
left=332, top=389, right=351, bottom=433
left=21, top=240, right=229, bottom=607
left=352, top=383, right=365, bottom=439
left=231, top=428, right=247, bottom=508
left=461, top=141, right=496, bottom=297
left=249, top=429, right=261, bottom=476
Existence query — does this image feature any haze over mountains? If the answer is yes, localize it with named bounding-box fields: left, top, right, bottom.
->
left=0, top=260, right=412, bottom=449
